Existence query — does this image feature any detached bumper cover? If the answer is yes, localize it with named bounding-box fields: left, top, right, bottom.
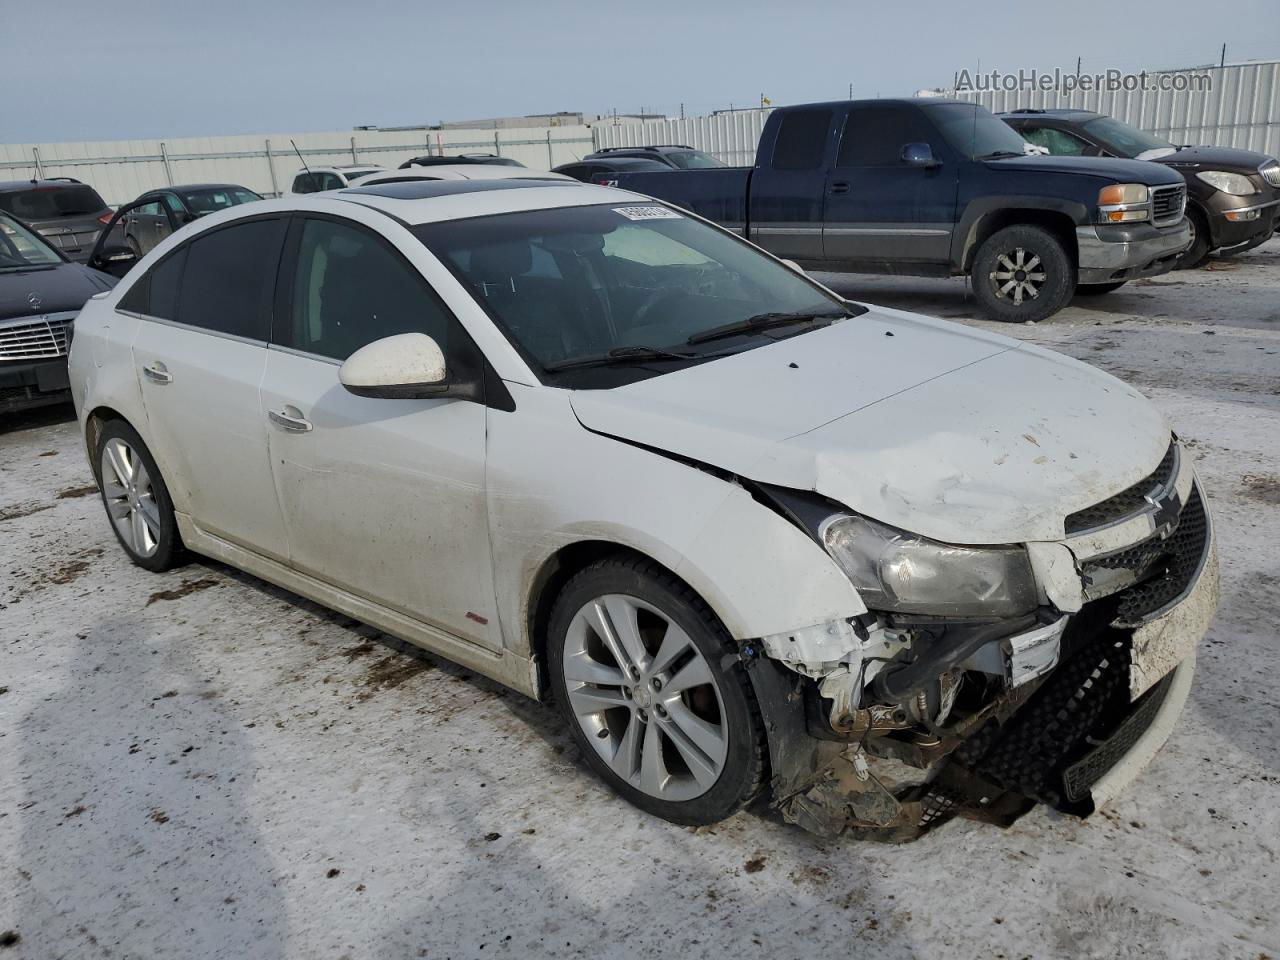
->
left=1076, top=221, right=1192, bottom=283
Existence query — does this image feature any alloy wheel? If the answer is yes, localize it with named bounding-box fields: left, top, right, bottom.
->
left=100, top=437, right=161, bottom=558
left=989, top=247, right=1047, bottom=306
left=562, top=594, right=728, bottom=802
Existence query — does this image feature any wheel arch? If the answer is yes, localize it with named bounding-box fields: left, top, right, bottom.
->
left=84, top=405, right=132, bottom=481
left=956, top=199, right=1086, bottom=273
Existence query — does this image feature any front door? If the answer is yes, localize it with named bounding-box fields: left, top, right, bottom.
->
left=822, top=104, right=958, bottom=265
left=260, top=214, right=500, bottom=650
left=129, top=216, right=291, bottom=559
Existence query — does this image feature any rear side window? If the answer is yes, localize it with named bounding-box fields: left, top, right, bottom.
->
left=118, top=246, right=188, bottom=318
left=0, top=185, right=107, bottom=220
left=837, top=106, right=937, bottom=166
left=771, top=110, right=832, bottom=170
left=176, top=219, right=286, bottom=340
left=292, top=174, right=319, bottom=194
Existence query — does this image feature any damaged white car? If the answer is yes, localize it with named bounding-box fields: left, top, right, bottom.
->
left=68, top=179, right=1219, bottom=838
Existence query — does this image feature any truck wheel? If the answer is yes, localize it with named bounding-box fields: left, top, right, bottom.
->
left=1175, top=207, right=1211, bottom=270
left=547, top=556, right=767, bottom=826
left=1076, top=281, right=1127, bottom=295
left=971, top=225, right=1074, bottom=323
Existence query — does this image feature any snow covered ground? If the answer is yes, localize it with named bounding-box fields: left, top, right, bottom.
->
left=2, top=240, right=1278, bottom=960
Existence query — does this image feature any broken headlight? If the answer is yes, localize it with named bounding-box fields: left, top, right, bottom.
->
left=820, top=514, right=1038, bottom=618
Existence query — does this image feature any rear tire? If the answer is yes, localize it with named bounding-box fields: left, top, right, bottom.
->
left=971, top=224, right=1075, bottom=323
left=1075, top=281, right=1128, bottom=295
left=1175, top=207, right=1211, bottom=269
left=95, top=419, right=186, bottom=572
left=546, top=555, right=767, bottom=826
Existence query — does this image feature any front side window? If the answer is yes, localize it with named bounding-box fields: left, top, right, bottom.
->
left=280, top=218, right=456, bottom=362
left=0, top=214, right=63, bottom=268
left=415, top=203, right=856, bottom=385
left=772, top=110, right=832, bottom=170
left=838, top=106, right=939, bottom=166
left=175, top=218, right=286, bottom=339
left=1019, top=126, right=1090, bottom=156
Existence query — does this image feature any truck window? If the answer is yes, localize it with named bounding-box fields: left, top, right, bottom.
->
left=837, top=106, right=937, bottom=166
left=771, top=110, right=832, bottom=170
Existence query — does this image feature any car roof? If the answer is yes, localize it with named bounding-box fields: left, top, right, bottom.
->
left=352, top=167, right=573, bottom=185
left=143, top=183, right=249, bottom=194
left=1001, top=108, right=1101, bottom=120
left=0, top=178, right=91, bottom=192
left=333, top=179, right=642, bottom=225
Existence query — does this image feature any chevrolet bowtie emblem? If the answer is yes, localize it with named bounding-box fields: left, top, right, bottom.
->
left=1145, top=488, right=1182, bottom=539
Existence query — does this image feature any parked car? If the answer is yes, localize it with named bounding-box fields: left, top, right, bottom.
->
left=69, top=179, right=1216, bottom=838
left=554, top=156, right=674, bottom=185
left=0, top=178, right=113, bottom=263
left=1001, top=108, right=1280, bottom=268
left=348, top=167, right=574, bottom=186
left=584, top=145, right=727, bottom=169
left=0, top=212, right=115, bottom=413
left=607, top=99, right=1193, bottom=321
left=116, top=184, right=262, bottom=257
left=288, top=165, right=385, bottom=195
left=398, top=154, right=524, bottom=169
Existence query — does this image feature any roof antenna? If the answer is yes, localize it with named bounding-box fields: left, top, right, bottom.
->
left=291, top=139, right=311, bottom=176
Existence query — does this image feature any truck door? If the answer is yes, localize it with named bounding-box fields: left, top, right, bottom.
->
left=747, top=108, right=834, bottom=261
left=822, top=104, right=958, bottom=266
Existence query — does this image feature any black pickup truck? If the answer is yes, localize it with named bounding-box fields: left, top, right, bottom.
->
left=610, top=99, right=1193, bottom=322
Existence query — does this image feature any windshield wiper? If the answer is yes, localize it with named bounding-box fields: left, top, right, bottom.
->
left=542, top=345, right=701, bottom=372
left=686, top=308, right=853, bottom=346
left=978, top=150, right=1024, bottom=160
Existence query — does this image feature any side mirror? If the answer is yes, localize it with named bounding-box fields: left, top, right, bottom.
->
left=901, top=142, right=940, bottom=168
left=339, top=332, right=451, bottom=400
left=91, top=244, right=139, bottom=278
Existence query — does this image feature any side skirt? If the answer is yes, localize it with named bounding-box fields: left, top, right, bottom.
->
left=175, top=513, right=541, bottom=699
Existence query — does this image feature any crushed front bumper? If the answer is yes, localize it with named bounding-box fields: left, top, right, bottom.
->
left=758, top=531, right=1219, bottom=842
left=1076, top=221, right=1192, bottom=284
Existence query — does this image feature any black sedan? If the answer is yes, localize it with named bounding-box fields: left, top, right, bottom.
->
left=1002, top=109, right=1280, bottom=267
left=110, top=184, right=262, bottom=260
left=0, top=213, right=115, bottom=414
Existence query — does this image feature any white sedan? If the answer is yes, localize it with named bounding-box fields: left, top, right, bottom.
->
left=347, top=166, right=575, bottom=186
left=68, top=178, right=1217, bottom=837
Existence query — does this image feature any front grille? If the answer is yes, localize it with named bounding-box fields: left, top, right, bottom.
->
left=1261, top=162, right=1280, bottom=188
left=1151, top=184, right=1186, bottom=225
left=0, top=314, right=73, bottom=360
left=1062, top=670, right=1173, bottom=801
left=1112, top=485, right=1208, bottom=624
left=1065, top=442, right=1177, bottom=534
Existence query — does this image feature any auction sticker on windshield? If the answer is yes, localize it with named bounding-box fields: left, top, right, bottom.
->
left=613, top=206, right=682, bottom=221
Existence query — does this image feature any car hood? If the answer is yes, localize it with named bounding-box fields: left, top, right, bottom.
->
left=0, top=263, right=114, bottom=320
left=985, top=153, right=1184, bottom=187
left=569, top=308, right=1170, bottom=545
left=1154, top=145, right=1278, bottom=176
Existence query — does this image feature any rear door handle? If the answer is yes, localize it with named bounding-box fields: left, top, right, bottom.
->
left=829, top=181, right=850, bottom=195
left=142, top=362, right=172, bottom=384
left=268, top=408, right=313, bottom=433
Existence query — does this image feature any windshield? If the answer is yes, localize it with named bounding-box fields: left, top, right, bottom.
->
left=0, top=214, right=63, bottom=269
left=666, top=151, right=727, bottom=169
left=180, top=187, right=262, bottom=215
left=0, top=184, right=107, bottom=220
left=923, top=103, right=1031, bottom=159
left=1081, top=116, right=1174, bottom=157
left=414, top=203, right=855, bottom=385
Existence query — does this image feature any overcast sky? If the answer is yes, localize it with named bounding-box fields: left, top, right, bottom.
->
left=5, top=0, right=1278, bottom=143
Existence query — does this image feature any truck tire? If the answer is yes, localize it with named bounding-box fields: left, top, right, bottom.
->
left=1175, top=207, right=1211, bottom=270
left=1075, top=281, right=1127, bottom=295
left=971, top=225, right=1074, bottom=323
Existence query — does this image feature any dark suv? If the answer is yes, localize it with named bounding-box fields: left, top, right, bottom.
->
left=0, top=179, right=113, bottom=264
left=583, top=145, right=726, bottom=169
left=1002, top=109, right=1280, bottom=267
left=553, top=156, right=672, bottom=184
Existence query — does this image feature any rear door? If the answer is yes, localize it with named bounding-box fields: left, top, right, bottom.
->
left=128, top=216, right=291, bottom=558
left=260, top=214, right=500, bottom=649
left=823, top=104, right=958, bottom=265
left=747, top=108, right=834, bottom=261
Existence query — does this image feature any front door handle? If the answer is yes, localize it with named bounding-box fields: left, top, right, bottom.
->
left=142, top=362, right=172, bottom=384
left=829, top=181, right=850, bottom=195
left=268, top=407, right=313, bottom=433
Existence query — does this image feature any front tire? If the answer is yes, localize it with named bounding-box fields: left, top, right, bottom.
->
left=547, top=556, right=767, bottom=826
left=971, top=224, right=1074, bottom=323
left=96, top=419, right=186, bottom=572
